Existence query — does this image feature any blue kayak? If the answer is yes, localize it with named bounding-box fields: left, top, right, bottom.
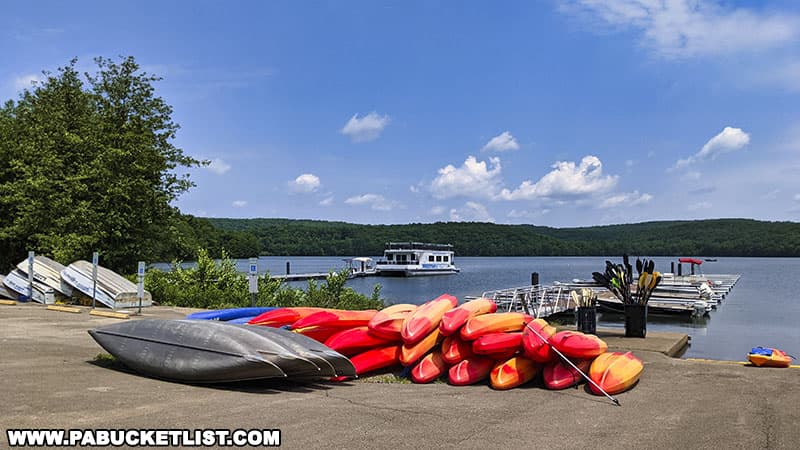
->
left=227, top=316, right=258, bottom=324
left=186, top=307, right=277, bottom=322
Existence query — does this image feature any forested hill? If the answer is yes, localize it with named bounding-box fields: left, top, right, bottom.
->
left=204, top=218, right=800, bottom=257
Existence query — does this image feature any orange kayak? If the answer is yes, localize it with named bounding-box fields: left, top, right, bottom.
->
left=401, top=328, right=442, bottom=366
left=551, top=330, right=608, bottom=360
left=367, top=304, right=417, bottom=341
left=460, top=312, right=533, bottom=341
left=748, top=347, right=793, bottom=368
left=589, top=351, right=643, bottom=395
left=248, top=307, right=329, bottom=327
left=401, top=294, right=458, bottom=345
left=439, top=298, right=497, bottom=336
left=441, top=334, right=474, bottom=365
left=349, top=345, right=402, bottom=377
left=291, top=309, right=378, bottom=330
left=448, top=357, right=495, bottom=386
left=490, top=356, right=540, bottom=390
left=472, top=332, right=522, bottom=355
left=324, top=326, right=395, bottom=356
left=522, top=318, right=557, bottom=363
left=411, top=350, right=448, bottom=384
left=543, top=358, right=592, bottom=390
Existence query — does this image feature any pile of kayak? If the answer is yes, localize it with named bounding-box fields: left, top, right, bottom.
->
left=203, top=294, right=645, bottom=394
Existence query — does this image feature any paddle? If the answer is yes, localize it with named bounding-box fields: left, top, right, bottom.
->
left=523, top=321, right=620, bottom=406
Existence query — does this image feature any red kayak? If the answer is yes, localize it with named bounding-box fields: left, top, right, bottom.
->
left=291, top=309, right=378, bottom=330
left=411, top=350, right=448, bottom=384
left=349, top=345, right=402, bottom=377
left=441, top=334, right=474, bottom=365
left=324, top=326, right=395, bottom=356
left=490, top=356, right=540, bottom=390
left=472, top=332, right=522, bottom=355
left=551, top=330, right=608, bottom=360
left=400, top=328, right=442, bottom=366
left=293, top=325, right=346, bottom=342
left=460, top=312, right=533, bottom=341
left=368, top=304, right=417, bottom=340
left=248, top=307, right=329, bottom=327
left=448, top=357, right=495, bottom=386
left=401, top=294, right=458, bottom=345
left=543, top=358, right=592, bottom=390
left=522, top=318, right=557, bottom=363
left=439, top=298, right=497, bottom=336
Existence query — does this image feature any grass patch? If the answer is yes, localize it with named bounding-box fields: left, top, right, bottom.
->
left=358, top=373, right=411, bottom=384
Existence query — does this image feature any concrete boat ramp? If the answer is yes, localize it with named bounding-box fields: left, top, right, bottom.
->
left=2, top=303, right=798, bottom=449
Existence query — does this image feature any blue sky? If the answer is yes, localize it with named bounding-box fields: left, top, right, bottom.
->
left=3, top=1, right=800, bottom=226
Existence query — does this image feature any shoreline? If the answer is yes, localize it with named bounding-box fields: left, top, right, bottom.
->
left=2, top=303, right=799, bottom=449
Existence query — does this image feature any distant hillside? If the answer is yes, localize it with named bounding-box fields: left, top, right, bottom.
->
left=203, top=218, right=800, bottom=257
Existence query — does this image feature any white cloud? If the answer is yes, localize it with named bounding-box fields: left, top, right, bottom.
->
left=761, top=189, right=781, bottom=200
left=624, top=159, right=635, bottom=167
left=794, top=194, right=800, bottom=202
left=449, top=202, right=494, bottom=223
left=205, top=158, right=231, bottom=175
left=319, top=196, right=334, bottom=206
left=232, top=200, right=247, bottom=208
left=561, top=0, right=800, bottom=58
left=340, top=112, right=390, bottom=143
left=430, top=156, right=503, bottom=200
left=429, top=206, right=445, bottom=216
left=481, top=131, right=520, bottom=152
left=688, top=201, right=712, bottom=211
left=13, top=74, right=41, bottom=90
left=674, top=126, right=750, bottom=169
left=288, top=173, right=321, bottom=193
left=345, top=193, right=398, bottom=211
left=598, top=190, right=653, bottom=209
left=498, top=155, right=618, bottom=200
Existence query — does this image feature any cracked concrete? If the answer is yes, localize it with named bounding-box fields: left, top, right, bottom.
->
left=2, top=304, right=799, bottom=449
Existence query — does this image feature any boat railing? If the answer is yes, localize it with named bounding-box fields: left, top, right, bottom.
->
left=481, top=284, right=575, bottom=318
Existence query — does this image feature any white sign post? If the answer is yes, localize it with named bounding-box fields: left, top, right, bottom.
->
left=137, top=261, right=145, bottom=315
left=91, top=252, right=99, bottom=309
left=27, top=251, right=34, bottom=302
left=248, top=258, right=258, bottom=307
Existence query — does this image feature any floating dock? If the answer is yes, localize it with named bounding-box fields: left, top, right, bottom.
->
left=270, top=272, right=332, bottom=282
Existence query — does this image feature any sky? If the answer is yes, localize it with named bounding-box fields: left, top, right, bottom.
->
left=3, top=0, right=800, bottom=227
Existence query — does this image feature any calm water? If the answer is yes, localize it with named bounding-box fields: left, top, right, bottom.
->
left=159, top=256, right=800, bottom=361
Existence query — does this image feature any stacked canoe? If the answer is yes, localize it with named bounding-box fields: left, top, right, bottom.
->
left=229, top=294, right=644, bottom=395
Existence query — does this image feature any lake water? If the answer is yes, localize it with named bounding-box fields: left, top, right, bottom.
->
left=159, top=256, right=800, bottom=361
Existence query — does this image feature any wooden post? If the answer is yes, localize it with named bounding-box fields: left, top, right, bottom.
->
left=286, top=261, right=291, bottom=275
left=671, top=262, right=675, bottom=274
left=677, top=263, right=682, bottom=276
left=691, top=263, right=695, bottom=275
left=531, top=272, right=539, bottom=286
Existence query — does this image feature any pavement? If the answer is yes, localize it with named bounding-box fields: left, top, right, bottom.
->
left=2, top=303, right=799, bottom=449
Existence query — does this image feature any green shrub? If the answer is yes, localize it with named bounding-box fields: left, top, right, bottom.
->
left=146, top=248, right=384, bottom=310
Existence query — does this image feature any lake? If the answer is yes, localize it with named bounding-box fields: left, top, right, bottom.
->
left=159, top=256, right=800, bottom=361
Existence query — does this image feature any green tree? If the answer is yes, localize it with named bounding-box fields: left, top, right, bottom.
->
left=0, top=57, right=203, bottom=271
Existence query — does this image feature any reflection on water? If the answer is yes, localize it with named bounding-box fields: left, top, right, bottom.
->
left=154, top=256, right=799, bottom=361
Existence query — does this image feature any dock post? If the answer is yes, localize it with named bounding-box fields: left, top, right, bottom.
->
left=671, top=262, right=675, bottom=274
left=286, top=261, right=291, bottom=275
left=677, top=263, right=682, bottom=276
left=691, top=264, right=695, bottom=275
left=531, top=272, right=539, bottom=286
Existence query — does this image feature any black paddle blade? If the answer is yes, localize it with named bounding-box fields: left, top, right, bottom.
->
left=647, top=260, right=655, bottom=273
left=592, top=272, right=609, bottom=287
left=636, top=258, right=643, bottom=275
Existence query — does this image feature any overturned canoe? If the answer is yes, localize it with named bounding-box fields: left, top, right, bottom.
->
left=89, top=319, right=321, bottom=383
left=62, top=260, right=152, bottom=309
left=239, top=324, right=355, bottom=378
left=589, top=351, right=643, bottom=395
